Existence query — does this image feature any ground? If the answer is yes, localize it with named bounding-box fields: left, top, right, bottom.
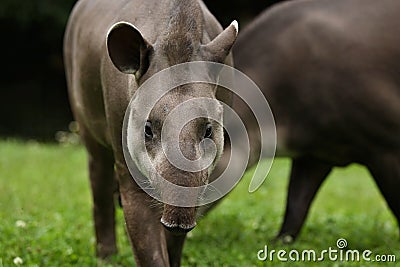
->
left=0, top=140, right=398, bottom=266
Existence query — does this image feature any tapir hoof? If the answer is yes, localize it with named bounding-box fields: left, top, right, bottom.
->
left=96, top=244, right=117, bottom=259
left=272, top=234, right=295, bottom=245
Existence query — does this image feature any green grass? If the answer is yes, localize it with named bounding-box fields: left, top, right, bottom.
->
left=0, top=140, right=398, bottom=266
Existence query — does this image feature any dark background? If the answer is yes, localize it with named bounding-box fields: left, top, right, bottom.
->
left=0, top=0, right=283, bottom=140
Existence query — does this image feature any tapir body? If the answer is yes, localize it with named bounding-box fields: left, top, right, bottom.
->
left=233, top=0, right=400, bottom=241
left=64, top=0, right=238, bottom=265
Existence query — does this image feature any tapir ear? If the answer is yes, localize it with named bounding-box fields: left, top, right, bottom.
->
left=107, top=22, right=153, bottom=77
left=201, top=20, right=239, bottom=63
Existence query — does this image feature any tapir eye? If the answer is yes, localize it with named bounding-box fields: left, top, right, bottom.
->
left=144, top=121, right=153, bottom=140
left=204, top=123, right=213, bottom=139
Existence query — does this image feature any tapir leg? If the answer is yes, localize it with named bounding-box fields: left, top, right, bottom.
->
left=83, top=131, right=117, bottom=258
left=165, top=231, right=186, bottom=267
left=116, top=162, right=171, bottom=267
left=276, top=157, right=333, bottom=242
left=367, top=153, right=400, bottom=235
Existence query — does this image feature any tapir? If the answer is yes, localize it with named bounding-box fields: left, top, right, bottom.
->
left=233, top=0, right=400, bottom=242
left=64, top=0, right=238, bottom=266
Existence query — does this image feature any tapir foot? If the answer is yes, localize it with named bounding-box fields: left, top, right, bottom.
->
left=97, top=244, right=117, bottom=259
left=272, top=233, right=296, bottom=245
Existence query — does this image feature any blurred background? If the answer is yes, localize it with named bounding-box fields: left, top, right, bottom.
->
left=0, top=0, right=284, bottom=141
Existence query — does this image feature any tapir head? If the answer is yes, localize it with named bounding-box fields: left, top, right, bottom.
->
left=106, top=19, right=238, bottom=234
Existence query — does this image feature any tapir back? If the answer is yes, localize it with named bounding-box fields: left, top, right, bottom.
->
left=233, top=0, right=400, bottom=166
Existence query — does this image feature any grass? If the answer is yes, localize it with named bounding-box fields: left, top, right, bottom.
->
left=0, top=140, right=398, bottom=266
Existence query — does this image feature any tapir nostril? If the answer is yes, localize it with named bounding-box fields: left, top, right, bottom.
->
left=160, top=218, right=196, bottom=235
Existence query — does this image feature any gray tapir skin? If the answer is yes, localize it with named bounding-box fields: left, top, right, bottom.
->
left=64, top=0, right=237, bottom=265
left=233, top=0, right=400, bottom=242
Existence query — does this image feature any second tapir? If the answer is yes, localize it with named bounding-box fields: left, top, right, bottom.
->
left=233, top=0, right=400, bottom=242
left=64, top=0, right=238, bottom=266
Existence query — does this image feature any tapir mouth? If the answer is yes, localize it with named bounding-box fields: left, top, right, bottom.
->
left=160, top=205, right=197, bottom=235
left=160, top=217, right=196, bottom=235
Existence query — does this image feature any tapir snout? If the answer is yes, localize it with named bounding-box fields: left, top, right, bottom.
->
left=161, top=205, right=197, bottom=234
left=157, top=167, right=207, bottom=233
left=144, top=113, right=218, bottom=233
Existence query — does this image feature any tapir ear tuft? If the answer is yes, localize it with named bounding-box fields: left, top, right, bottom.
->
left=201, top=20, right=239, bottom=63
left=107, top=22, right=153, bottom=77
left=231, top=20, right=239, bottom=33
